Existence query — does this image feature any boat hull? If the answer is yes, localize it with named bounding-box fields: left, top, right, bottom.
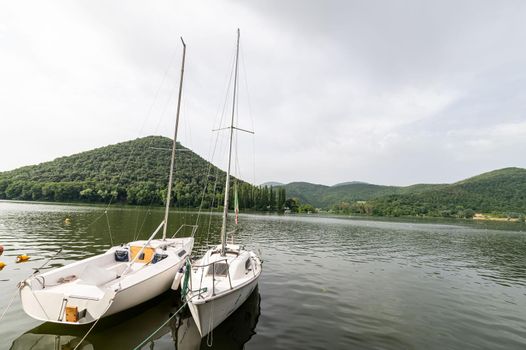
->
left=103, top=257, right=184, bottom=317
left=20, top=237, right=193, bottom=325
left=188, top=275, right=259, bottom=337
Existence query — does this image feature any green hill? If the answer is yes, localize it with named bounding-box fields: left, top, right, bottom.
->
left=280, top=168, right=526, bottom=217
left=283, top=181, right=444, bottom=208
left=0, top=136, right=284, bottom=211
left=281, top=182, right=329, bottom=206
left=368, top=168, right=526, bottom=217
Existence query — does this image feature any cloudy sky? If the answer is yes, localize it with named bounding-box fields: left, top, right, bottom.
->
left=1, top=0, right=525, bottom=186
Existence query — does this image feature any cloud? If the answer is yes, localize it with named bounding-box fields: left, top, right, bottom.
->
left=1, top=0, right=525, bottom=186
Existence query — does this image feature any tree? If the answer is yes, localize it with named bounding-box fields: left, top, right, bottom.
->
left=285, top=198, right=300, bottom=213
left=269, top=187, right=276, bottom=211
left=299, top=204, right=316, bottom=213
left=277, top=187, right=286, bottom=213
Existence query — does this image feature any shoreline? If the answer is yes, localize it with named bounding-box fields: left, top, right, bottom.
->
left=1, top=199, right=524, bottom=224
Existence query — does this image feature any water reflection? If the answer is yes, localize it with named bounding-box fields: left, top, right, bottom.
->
left=11, top=334, right=93, bottom=350
left=10, top=288, right=261, bottom=350
left=171, top=287, right=260, bottom=350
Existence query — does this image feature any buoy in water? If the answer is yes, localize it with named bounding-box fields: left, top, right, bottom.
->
left=64, top=218, right=72, bottom=225
left=16, top=255, right=30, bottom=263
left=0, top=245, right=4, bottom=256
left=0, top=261, right=5, bottom=270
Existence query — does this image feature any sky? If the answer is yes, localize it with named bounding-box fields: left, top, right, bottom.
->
left=1, top=0, right=525, bottom=186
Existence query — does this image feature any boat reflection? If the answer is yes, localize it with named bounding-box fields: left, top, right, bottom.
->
left=10, top=334, right=94, bottom=350
left=10, top=287, right=261, bottom=350
left=172, top=286, right=261, bottom=350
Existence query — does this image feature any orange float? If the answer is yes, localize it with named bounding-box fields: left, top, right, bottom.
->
left=16, top=255, right=30, bottom=263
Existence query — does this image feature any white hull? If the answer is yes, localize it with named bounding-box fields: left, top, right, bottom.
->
left=20, top=237, right=193, bottom=325
left=188, top=275, right=259, bottom=337
left=185, top=244, right=262, bottom=337
left=104, top=259, right=182, bottom=316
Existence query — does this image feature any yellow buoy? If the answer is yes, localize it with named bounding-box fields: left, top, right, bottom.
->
left=64, top=218, right=72, bottom=225
left=0, top=261, right=5, bottom=270
left=16, top=255, right=30, bottom=263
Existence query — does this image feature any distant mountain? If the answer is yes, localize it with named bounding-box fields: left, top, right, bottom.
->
left=332, top=181, right=368, bottom=187
left=261, top=181, right=284, bottom=187
left=278, top=168, right=526, bottom=217
left=281, top=181, right=404, bottom=208
left=279, top=182, right=329, bottom=206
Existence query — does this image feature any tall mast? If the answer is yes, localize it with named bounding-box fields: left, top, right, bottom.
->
left=162, top=37, right=186, bottom=240
left=220, top=29, right=240, bottom=256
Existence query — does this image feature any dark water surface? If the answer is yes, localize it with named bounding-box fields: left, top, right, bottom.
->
left=1, top=201, right=525, bottom=349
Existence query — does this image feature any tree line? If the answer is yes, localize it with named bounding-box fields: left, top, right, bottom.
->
left=0, top=136, right=288, bottom=212
left=0, top=178, right=288, bottom=212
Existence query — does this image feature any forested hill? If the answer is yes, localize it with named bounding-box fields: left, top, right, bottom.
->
left=282, top=181, right=444, bottom=208
left=0, top=136, right=286, bottom=211
left=280, top=168, right=526, bottom=217
left=367, top=168, right=526, bottom=217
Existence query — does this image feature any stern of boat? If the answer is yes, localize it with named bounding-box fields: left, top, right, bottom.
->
left=19, top=277, right=116, bottom=325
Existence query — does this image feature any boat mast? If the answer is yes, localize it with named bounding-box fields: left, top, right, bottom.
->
left=162, top=37, right=187, bottom=241
left=220, top=29, right=240, bottom=256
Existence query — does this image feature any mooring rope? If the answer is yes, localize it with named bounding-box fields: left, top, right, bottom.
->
left=72, top=297, right=115, bottom=350
left=132, top=298, right=194, bottom=350
left=3, top=247, right=65, bottom=322
left=0, top=289, right=18, bottom=322
left=73, top=314, right=104, bottom=350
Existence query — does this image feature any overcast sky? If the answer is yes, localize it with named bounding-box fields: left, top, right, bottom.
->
left=1, top=0, right=525, bottom=186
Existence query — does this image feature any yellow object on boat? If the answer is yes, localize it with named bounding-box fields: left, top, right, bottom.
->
left=16, top=255, right=30, bottom=263
left=65, top=306, right=79, bottom=322
left=130, top=246, right=155, bottom=264
left=0, top=261, right=5, bottom=270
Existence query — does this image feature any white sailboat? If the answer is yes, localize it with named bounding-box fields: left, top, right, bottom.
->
left=184, top=29, right=263, bottom=337
left=18, top=38, right=194, bottom=325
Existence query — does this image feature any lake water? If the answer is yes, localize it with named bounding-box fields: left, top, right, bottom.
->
left=1, top=200, right=526, bottom=349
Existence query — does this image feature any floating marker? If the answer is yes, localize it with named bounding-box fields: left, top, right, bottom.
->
left=0, top=245, right=4, bottom=256
left=64, top=218, right=72, bottom=225
left=16, top=255, right=30, bottom=263
left=0, top=261, right=5, bottom=270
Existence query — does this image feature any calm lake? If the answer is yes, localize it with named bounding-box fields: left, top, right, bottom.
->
left=1, top=200, right=526, bottom=349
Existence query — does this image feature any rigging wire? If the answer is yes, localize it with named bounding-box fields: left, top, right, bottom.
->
left=105, top=210, right=113, bottom=247
left=84, top=45, right=182, bottom=246
left=240, top=45, right=258, bottom=189
left=127, top=49, right=185, bottom=242
left=194, top=48, right=237, bottom=248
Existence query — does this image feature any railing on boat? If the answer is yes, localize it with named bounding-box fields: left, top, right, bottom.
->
left=190, top=258, right=233, bottom=297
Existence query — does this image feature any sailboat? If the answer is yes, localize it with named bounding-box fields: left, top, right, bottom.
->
left=184, top=29, right=263, bottom=337
left=18, top=38, right=194, bottom=325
